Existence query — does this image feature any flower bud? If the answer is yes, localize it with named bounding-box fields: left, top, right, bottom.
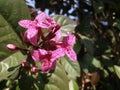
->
left=31, top=66, right=38, bottom=74
left=22, top=60, right=30, bottom=68
left=6, top=44, right=20, bottom=51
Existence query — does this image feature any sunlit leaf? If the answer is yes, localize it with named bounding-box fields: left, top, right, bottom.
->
left=60, top=57, right=80, bottom=80
left=45, top=62, right=69, bottom=90
left=79, top=54, right=101, bottom=72
left=0, top=51, right=26, bottom=81
left=0, top=0, right=30, bottom=81
left=113, top=19, right=120, bottom=30
left=92, top=58, right=102, bottom=68
left=52, top=15, right=77, bottom=36
left=69, top=80, right=79, bottom=90
left=114, top=65, right=120, bottom=79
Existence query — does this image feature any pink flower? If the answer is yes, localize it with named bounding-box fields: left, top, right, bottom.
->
left=8, top=11, right=77, bottom=73
left=18, top=12, right=47, bottom=46
left=41, top=48, right=65, bottom=73
left=18, top=12, right=58, bottom=46
left=61, top=34, right=77, bottom=61
left=31, top=48, right=65, bottom=73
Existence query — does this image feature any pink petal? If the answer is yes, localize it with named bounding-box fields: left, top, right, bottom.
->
left=41, top=61, right=51, bottom=73
left=26, top=28, right=38, bottom=39
left=29, top=36, right=37, bottom=46
left=63, top=34, right=76, bottom=46
left=35, top=12, right=47, bottom=23
left=46, top=17, right=56, bottom=25
left=18, top=20, right=35, bottom=29
left=43, top=17, right=56, bottom=28
left=41, top=60, right=56, bottom=73
left=38, top=49, right=48, bottom=56
left=51, top=29, right=61, bottom=41
left=65, top=47, right=77, bottom=61
left=51, top=48, right=65, bottom=62
left=37, top=14, right=56, bottom=28
left=39, top=22, right=50, bottom=28
left=26, top=28, right=38, bottom=46
left=31, top=50, right=40, bottom=61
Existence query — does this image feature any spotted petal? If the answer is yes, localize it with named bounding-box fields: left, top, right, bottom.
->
left=51, top=48, right=65, bottom=62
left=63, top=34, right=76, bottom=46
left=65, top=47, right=77, bottom=61
left=18, top=20, right=36, bottom=29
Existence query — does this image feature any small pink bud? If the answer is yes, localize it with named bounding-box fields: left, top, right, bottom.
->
left=31, top=66, right=38, bottom=74
left=22, top=60, right=30, bottom=68
left=6, top=44, right=20, bottom=50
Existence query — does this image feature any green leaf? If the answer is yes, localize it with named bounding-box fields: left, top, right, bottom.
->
left=95, top=37, right=110, bottom=55
left=93, top=1, right=104, bottom=13
left=81, top=35, right=94, bottom=55
left=79, top=54, right=101, bottom=72
left=18, top=71, right=44, bottom=90
left=113, top=19, right=120, bottom=30
left=0, top=51, right=26, bottom=81
left=0, top=14, right=23, bottom=60
left=69, top=80, right=79, bottom=90
left=60, top=57, right=80, bottom=80
left=0, top=0, right=30, bottom=81
left=75, top=17, right=91, bottom=34
left=114, top=65, right=120, bottom=79
left=52, top=15, right=77, bottom=36
left=92, top=58, right=102, bottom=68
left=0, top=0, right=31, bottom=35
left=45, top=62, right=69, bottom=90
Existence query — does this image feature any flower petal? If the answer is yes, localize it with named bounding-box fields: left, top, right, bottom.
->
left=51, top=48, right=65, bottom=62
left=26, top=28, right=38, bottom=39
left=38, top=49, right=48, bottom=56
left=51, top=29, right=61, bottom=41
left=65, top=47, right=77, bottom=61
left=26, top=28, right=38, bottom=46
left=35, top=12, right=46, bottom=23
left=31, top=50, right=40, bottom=61
left=63, top=34, right=76, bottom=46
left=40, top=17, right=56, bottom=28
left=41, top=60, right=56, bottom=73
left=18, top=20, right=35, bottom=29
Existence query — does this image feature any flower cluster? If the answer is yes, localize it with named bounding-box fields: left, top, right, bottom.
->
left=7, top=12, right=77, bottom=73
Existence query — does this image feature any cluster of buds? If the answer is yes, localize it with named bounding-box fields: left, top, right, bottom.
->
left=7, top=12, right=77, bottom=73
